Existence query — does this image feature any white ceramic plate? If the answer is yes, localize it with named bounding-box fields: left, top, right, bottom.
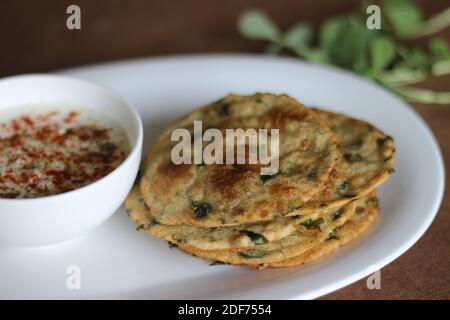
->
left=0, top=55, right=444, bottom=299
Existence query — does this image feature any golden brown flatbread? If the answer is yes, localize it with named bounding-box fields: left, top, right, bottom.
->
left=140, top=94, right=340, bottom=227
left=126, top=185, right=346, bottom=252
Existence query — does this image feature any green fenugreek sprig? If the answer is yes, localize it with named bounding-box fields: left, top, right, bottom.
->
left=238, top=0, right=450, bottom=105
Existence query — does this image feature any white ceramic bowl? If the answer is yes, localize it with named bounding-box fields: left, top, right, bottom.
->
left=0, top=74, right=143, bottom=246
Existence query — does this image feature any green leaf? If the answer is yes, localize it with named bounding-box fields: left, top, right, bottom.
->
left=147, top=218, right=159, bottom=228
left=168, top=242, right=178, bottom=249
left=390, top=85, right=450, bottom=104
left=370, top=36, right=397, bottom=71
left=319, top=17, right=377, bottom=72
left=300, top=217, right=324, bottom=229
left=338, top=181, right=349, bottom=194
left=237, top=249, right=267, bottom=259
left=210, top=98, right=229, bottom=116
left=191, top=201, right=213, bottom=219
left=238, top=10, right=280, bottom=41
left=240, top=230, right=268, bottom=245
left=333, top=210, right=343, bottom=220
left=260, top=172, right=279, bottom=183
left=319, top=17, right=346, bottom=53
left=383, top=0, right=422, bottom=38
left=282, top=23, right=313, bottom=53
left=429, top=37, right=450, bottom=59
left=134, top=163, right=145, bottom=185
left=402, top=47, right=430, bottom=69
left=209, top=260, right=228, bottom=266
left=327, top=231, right=339, bottom=240
left=300, top=48, right=329, bottom=64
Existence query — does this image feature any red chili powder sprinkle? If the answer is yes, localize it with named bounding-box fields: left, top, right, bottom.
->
left=0, top=111, right=129, bottom=199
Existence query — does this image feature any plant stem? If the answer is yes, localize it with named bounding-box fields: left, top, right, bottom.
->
left=376, top=59, right=450, bottom=86
left=412, top=7, right=450, bottom=38
left=376, top=69, right=428, bottom=86
left=432, top=59, right=450, bottom=76
left=388, top=85, right=450, bottom=105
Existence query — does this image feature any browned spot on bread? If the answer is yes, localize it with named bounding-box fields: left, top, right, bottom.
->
left=269, top=183, right=299, bottom=198
left=356, top=206, right=365, bottom=214
left=260, top=210, right=270, bottom=218
left=231, top=146, right=264, bottom=172
left=299, top=139, right=311, bottom=151
left=157, top=159, right=191, bottom=179
left=269, top=105, right=310, bottom=128
left=209, top=165, right=259, bottom=205
left=153, top=159, right=193, bottom=197
left=232, top=207, right=246, bottom=217
left=330, top=169, right=338, bottom=178
left=302, top=228, right=321, bottom=237
left=232, top=162, right=262, bottom=172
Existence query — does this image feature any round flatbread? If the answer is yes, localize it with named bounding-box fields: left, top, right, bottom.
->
left=175, top=197, right=363, bottom=265
left=126, top=185, right=346, bottom=252
left=282, top=109, right=394, bottom=217
left=140, top=93, right=340, bottom=227
left=265, top=194, right=379, bottom=268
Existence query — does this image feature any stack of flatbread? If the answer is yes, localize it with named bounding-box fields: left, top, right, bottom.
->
left=125, top=93, right=395, bottom=268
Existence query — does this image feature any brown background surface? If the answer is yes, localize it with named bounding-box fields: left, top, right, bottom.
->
left=0, top=0, right=449, bottom=299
